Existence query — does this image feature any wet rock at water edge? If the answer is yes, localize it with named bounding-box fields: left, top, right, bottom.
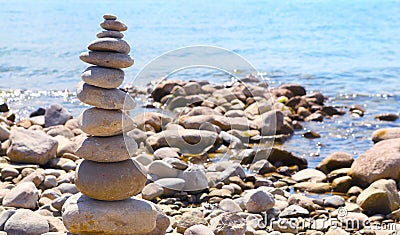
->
left=303, top=130, right=321, bottom=139
left=316, top=152, right=354, bottom=174
left=29, top=107, right=45, bottom=117
left=375, top=113, right=399, bottom=121
left=280, top=83, right=306, bottom=96
left=0, top=103, right=9, bottom=112
left=255, top=148, right=308, bottom=170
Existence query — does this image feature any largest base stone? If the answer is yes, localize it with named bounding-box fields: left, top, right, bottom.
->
left=62, top=193, right=158, bottom=234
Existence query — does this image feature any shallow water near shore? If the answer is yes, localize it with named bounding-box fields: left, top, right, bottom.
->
left=2, top=80, right=399, bottom=169
left=1, top=0, right=399, bottom=167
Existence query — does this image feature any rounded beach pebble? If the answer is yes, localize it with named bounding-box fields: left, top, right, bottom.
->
left=79, top=51, right=134, bottom=69
left=81, top=66, right=124, bottom=89
left=75, top=159, right=147, bottom=200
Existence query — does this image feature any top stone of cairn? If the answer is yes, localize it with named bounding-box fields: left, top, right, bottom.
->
left=100, top=15, right=128, bottom=32
left=97, top=14, right=125, bottom=38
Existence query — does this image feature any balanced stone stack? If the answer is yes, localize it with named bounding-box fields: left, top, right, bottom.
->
left=62, top=14, right=160, bottom=234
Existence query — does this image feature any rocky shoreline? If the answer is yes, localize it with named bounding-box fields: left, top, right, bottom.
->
left=0, top=75, right=399, bottom=234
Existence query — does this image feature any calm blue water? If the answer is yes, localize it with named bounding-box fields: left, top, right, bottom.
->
left=1, top=0, right=399, bottom=167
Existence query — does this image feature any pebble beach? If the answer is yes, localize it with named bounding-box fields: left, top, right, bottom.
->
left=1, top=1, right=400, bottom=235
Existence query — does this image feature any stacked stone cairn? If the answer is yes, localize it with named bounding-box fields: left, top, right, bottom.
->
left=62, top=14, right=164, bottom=234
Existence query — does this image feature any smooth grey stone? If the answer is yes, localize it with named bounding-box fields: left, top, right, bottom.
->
left=96, top=30, right=124, bottom=39
left=88, top=38, right=130, bottom=54
left=77, top=107, right=135, bottom=137
left=76, top=82, right=135, bottom=110
left=81, top=66, right=124, bottom=89
left=100, top=19, right=127, bottom=31
left=79, top=51, right=133, bottom=69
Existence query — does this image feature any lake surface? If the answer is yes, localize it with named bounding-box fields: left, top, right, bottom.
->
left=1, top=0, right=399, bottom=167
